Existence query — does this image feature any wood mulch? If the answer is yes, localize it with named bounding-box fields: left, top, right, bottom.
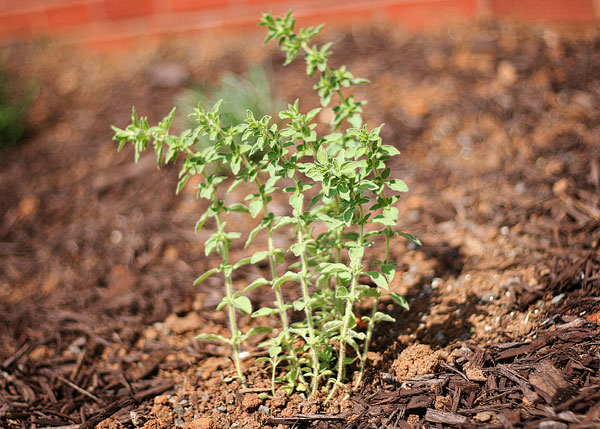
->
left=342, top=316, right=600, bottom=428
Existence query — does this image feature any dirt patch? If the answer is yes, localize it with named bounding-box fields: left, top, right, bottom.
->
left=1, top=20, right=599, bottom=427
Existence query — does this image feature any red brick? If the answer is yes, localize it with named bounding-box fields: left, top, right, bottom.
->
left=46, top=3, right=90, bottom=28
left=242, top=0, right=289, bottom=4
left=83, top=34, right=139, bottom=51
left=489, top=0, right=595, bottom=22
left=0, top=11, right=32, bottom=36
left=170, top=0, right=225, bottom=13
left=386, top=0, right=478, bottom=31
left=295, top=5, right=377, bottom=27
left=104, top=0, right=153, bottom=20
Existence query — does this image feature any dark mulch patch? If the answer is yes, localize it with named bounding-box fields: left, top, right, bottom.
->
left=338, top=317, right=600, bottom=428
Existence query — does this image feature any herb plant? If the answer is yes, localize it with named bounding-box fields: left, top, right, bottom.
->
left=112, top=10, right=418, bottom=400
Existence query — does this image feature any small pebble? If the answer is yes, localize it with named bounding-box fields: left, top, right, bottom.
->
left=258, top=405, right=270, bottom=415
left=539, top=421, right=567, bottom=429
left=381, top=372, right=395, bottom=382
left=174, top=418, right=184, bottom=426
left=551, top=293, right=565, bottom=305
left=475, top=411, right=492, bottom=422
left=216, top=405, right=226, bottom=412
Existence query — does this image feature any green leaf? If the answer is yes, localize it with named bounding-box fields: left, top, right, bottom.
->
left=358, top=286, right=380, bottom=298
left=373, top=311, right=396, bottom=323
left=269, top=346, right=282, bottom=358
left=289, top=241, right=306, bottom=257
left=323, top=320, right=343, bottom=333
left=316, top=145, right=328, bottom=164
left=205, top=236, right=218, bottom=256
left=347, top=328, right=366, bottom=341
left=342, top=207, right=353, bottom=224
left=216, top=297, right=229, bottom=311
left=273, top=216, right=296, bottom=230
left=195, top=333, right=226, bottom=342
left=389, top=292, right=410, bottom=311
left=319, top=262, right=351, bottom=274
left=348, top=247, right=364, bottom=267
left=245, top=223, right=265, bottom=248
left=307, top=194, right=323, bottom=210
left=229, top=203, right=249, bottom=213
left=176, top=174, right=191, bottom=195
left=345, top=337, right=361, bottom=356
left=306, top=107, right=321, bottom=122
left=249, top=199, right=263, bottom=218
left=233, top=296, right=253, bottom=315
left=194, top=267, right=219, bottom=285
left=380, top=145, right=400, bottom=156
left=273, top=248, right=285, bottom=264
left=246, top=326, right=272, bottom=337
left=273, top=271, right=300, bottom=290
left=233, top=257, right=252, bottom=270
left=252, top=307, right=277, bottom=318
left=381, top=263, right=396, bottom=283
left=289, top=193, right=304, bottom=216
left=251, top=250, right=269, bottom=264
left=335, top=286, right=350, bottom=300
left=387, top=179, right=409, bottom=193
left=397, top=232, right=421, bottom=246
left=366, top=271, right=388, bottom=290
left=244, top=277, right=270, bottom=293
left=373, top=206, right=398, bottom=226
left=292, top=299, right=305, bottom=312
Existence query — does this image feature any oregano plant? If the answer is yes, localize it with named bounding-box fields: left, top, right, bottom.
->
left=112, top=10, right=418, bottom=401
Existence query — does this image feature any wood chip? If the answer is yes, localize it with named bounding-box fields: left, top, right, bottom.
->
left=529, top=360, right=578, bottom=406
left=425, top=409, right=468, bottom=425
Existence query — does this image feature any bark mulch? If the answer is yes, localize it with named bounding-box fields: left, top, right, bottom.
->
left=342, top=317, right=600, bottom=428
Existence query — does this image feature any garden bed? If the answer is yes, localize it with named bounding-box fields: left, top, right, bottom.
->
left=1, top=20, right=599, bottom=428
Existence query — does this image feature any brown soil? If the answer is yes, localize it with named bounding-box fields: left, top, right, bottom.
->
left=1, top=20, right=599, bottom=428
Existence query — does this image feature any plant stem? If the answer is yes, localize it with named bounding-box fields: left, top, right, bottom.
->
left=356, top=157, right=392, bottom=388
left=355, top=230, right=389, bottom=388
left=240, top=154, right=306, bottom=387
left=327, top=203, right=364, bottom=403
left=297, top=224, right=321, bottom=396
left=202, top=170, right=246, bottom=387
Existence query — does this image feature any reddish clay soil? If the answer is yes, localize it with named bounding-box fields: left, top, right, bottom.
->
left=1, top=20, right=599, bottom=428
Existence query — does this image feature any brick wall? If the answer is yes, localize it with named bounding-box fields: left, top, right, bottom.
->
left=0, top=0, right=598, bottom=48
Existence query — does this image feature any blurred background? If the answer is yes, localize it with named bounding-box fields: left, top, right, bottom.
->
left=1, top=0, right=598, bottom=48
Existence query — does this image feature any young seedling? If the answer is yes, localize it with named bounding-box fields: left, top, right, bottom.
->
left=112, top=9, right=418, bottom=400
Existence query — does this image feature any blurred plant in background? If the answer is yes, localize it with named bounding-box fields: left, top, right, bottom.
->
left=175, top=64, right=283, bottom=171
left=0, top=64, right=35, bottom=149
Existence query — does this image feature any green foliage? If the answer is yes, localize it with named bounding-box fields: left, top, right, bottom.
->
left=112, top=10, right=418, bottom=399
left=0, top=65, right=34, bottom=148
left=175, top=65, right=283, bottom=172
